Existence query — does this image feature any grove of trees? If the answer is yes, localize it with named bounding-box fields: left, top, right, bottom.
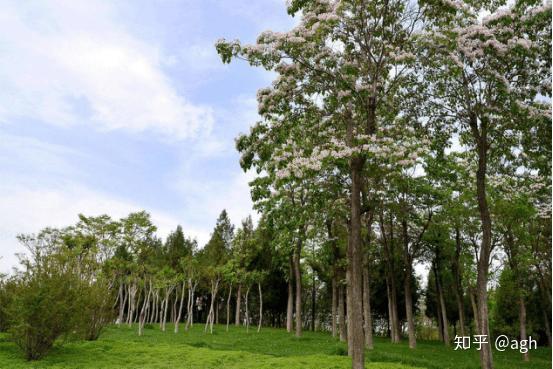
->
left=0, top=1, right=550, bottom=369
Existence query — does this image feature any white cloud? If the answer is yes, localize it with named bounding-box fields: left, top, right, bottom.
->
left=0, top=182, right=211, bottom=275
left=0, top=0, right=213, bottom=139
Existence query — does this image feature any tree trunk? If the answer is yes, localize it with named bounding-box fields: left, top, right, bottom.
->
left=453, top=226, right=466, bottom=337
left=347, top=156, right=365, bottom=369
left=226, top=284, right=232, bottom=331
left=311, top=267, right=316, bottom=331
left=127, top=284, right=137, bottom=326
left=185, top=280, right=196, bottom=330
left=175, top=282, right=186, bottom=333
left=245, top=286, right=250, bottom=332
left=437, top=295, right=444, bottom=342
left=293, top=238, right=303, bottom=337
left=402, top=219, right=416, bottom=348
left=257, top=282, right=263, bottom=333
left=205, top=279, right=219, bottom=334
left=332, top=275, right=338, bottom=338
left=404, top=264, right=416, bottom=348
left=436, top=270, right=450, bottom=345
left=235, top=284, right=242, bottom=326
left=469, top=288, right=479, bottom=334
left=363, top=265, right=374, bottom=349
left=117, top=283, right=127, bottom=325
left=338, top=283, right=347, bottom=342
left=386, top=274, right=394, bottom=341
left=138, top=281, right=152, bottom=336
left=518, top=295, right=529, bottom=361
left=287, top=255, right=294, bottom=333
left=474, top=124, right=493, bottom=369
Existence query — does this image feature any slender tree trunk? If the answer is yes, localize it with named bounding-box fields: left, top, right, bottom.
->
left=117, top=283, right=127, bottom=325
left=386, top=276, right=393, bottom=340
left=175, top=282, right=186, bottom=333
left=134, top=288, right=142, bottom=324
left=436, top=271, right=450, bottom=345
left=518, top=295, right=529, bottom=361
left=162, top=286, right=175, bottom=332
left=172, top=289, right=178, bottom=325
left=205, top=279, right=219, bottom=334
left=404, top=264, right=416, bottom=348
left=338, top=283, right=347, bottom=342
left=235, top=284, right=242, bottom=326
left=257, top=282, right=263, bottom=332
left=226, top=283, right=232, bottom=331
left=437, top=293, right=444, bottom=342
left=402, top=219, right=416, bottom=348
left=138, top=281, right=152, bottom=336
left=346, top=271, right=353, bottom=353
left=311, top=268, right=316, bottom=331
left=245, top=286, right=250, bottom=333
left=453, top=227, right=466, bottom=337
left=469, top=288, right=479, bottom=334
left=287, top=255, right=294, bottom=333
left=127, top=284, right=137, bottom=326
left=347, top=156, right=365, bottom=369
left=332, top=275, right=338, bottom=338
left=186, top=280, right=196, bottom=330
left=293, top=238, right=303, bottom=337
left=363, top=265, right=374, bottom=349
left=474, top=125, right=493, bottom=368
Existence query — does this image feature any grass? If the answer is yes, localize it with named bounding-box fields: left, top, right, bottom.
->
left=0, top=324, right=550, bottom=369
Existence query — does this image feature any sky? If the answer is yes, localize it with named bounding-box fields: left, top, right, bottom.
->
left=0, top=0, right=298, bottom=273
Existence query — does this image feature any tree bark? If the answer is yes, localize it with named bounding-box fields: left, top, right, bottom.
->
left=402, top=219, right=416, bottom=349
left=347, top=156, right=365, bottom=369
left=245, top=285, right=250, bottom=332
left=518, top=295, right=529, bottom=361
left=311, top=266, right=316, bottom=331
left=332, top=275, right=338, bottom=338
left=287, top=255, right=294, bottom=333
left=117, top=283, right=127, bottom=325
left=138, top=281, right=152, bottom=336
left=293, top=238, right=303, bottom=337
left=469, top=288, right=479, bottom=334
left=185, top=279, right=196, bottom=331
left=205, top=279, right=219, bottom=334
left=473, top=120, right=493, bottom=368
left=235, top=284, right=242, bottom=326
left=362, top=266, right=374, bottom=349
left=453, top=226, right=466, bottom=337
left=338, top=283, right=347, bottom=342
left=403, top=263, right=416, bottom=348
left=226, top=283, right=232, bottom=331
left=175, top=282, right=186, bottom=333
left=257, top=282, right=263, bottom=332
left=433, top=264, right=449, bottom=345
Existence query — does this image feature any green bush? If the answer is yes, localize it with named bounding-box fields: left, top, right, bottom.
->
left=7, top=254, right=82, bottom=360
left=0, top=277, right=15, bottom=332
left=77, top=278, right=115, bottom=341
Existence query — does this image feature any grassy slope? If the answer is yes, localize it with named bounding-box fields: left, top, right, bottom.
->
left=0, top=324, right=550, bottom=369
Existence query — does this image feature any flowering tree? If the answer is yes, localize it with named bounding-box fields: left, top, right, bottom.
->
left=217, top=1, right=426, bottom=366
left=419, top=1, right=551, bottom=367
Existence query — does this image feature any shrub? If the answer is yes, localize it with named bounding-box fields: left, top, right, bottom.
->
left=77, top=277, right=116, bottom=341
left=7, top=254, right=82, bottom=360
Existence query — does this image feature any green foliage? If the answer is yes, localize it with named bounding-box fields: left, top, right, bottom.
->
left=7, top=251, right=82, bottom=360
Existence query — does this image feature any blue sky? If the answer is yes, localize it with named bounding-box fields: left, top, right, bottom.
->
left=0, top=0, right=297, bottom=272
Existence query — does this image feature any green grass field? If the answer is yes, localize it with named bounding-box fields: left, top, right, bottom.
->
left=0, top=324, right=550, bottom=369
